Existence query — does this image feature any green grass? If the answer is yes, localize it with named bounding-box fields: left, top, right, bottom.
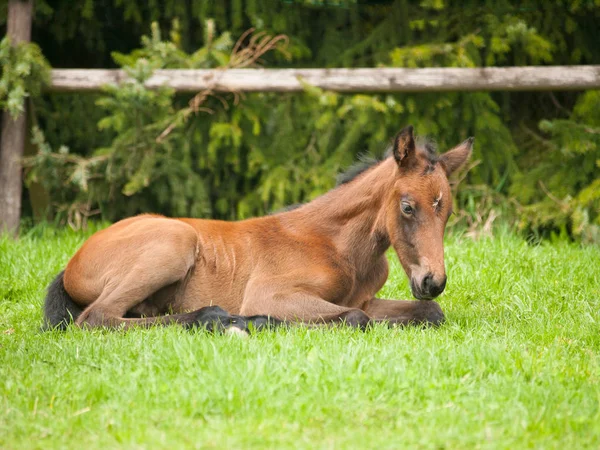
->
left=1, top=225, right=599, bottom=449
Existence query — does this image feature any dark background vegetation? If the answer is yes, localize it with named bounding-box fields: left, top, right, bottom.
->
left=1, top=0, right=599, bottom=242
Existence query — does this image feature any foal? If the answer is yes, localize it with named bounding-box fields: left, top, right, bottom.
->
left=44, top=125, right=472, bottom=332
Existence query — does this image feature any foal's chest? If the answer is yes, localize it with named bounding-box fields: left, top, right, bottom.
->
left=325, top=256, right=389, bottom=309
left=351, top=257, right=390, bottom=308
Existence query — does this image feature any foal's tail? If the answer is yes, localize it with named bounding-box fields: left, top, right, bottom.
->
left=42, top=271, right=83, bottom=330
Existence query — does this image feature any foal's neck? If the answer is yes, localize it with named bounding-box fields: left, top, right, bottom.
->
left=287, top=158, right=396, bottom=269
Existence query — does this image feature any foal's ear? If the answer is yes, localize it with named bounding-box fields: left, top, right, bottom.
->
left=393, top=125, right=416, bottom=168
left=440, top=137, right=474, bottom=176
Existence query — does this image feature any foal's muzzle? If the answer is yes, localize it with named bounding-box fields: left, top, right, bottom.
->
left=411, top=273, right=447, bottom=300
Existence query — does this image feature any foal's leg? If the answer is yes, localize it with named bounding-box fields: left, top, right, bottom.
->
left=240, top=291, right=372, bottom=329
left=363, top=298, right=445, bottom=326
left=73, top=220, right=201, bottom=329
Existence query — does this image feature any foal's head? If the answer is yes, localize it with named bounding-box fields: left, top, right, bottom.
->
left=386, top=126, right=473, bottom=300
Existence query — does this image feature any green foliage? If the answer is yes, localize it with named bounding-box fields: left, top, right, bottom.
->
left=391, top=14, right=554, bottom=68
left=26, top=18, right=526, bottom=223
left=511, top=91, right=600, bottom=244
left=26, top=125, right=92, bottom=210
left=25, top=24, right=222, bottom=223
left=92, top=56, right=211, bottom=218
left=25, top=22, right=293, bottom=223
left=110, top=20, right=234, bottom=69
left=16, top=0, right=600, bottom=241
left=23, top=0, right=599, bottom=69
left=0, top=37, right=50, bottom=118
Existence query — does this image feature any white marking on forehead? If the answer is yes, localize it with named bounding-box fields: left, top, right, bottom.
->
left=432, top=191, right=443, bottom=209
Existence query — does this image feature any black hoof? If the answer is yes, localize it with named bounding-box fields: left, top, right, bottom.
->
left=418, top=301, right=445, bottom=327
left=338, top=310, right=371, bottom=330
left=188, top=306, right=239, bottom=332
left=386, top=301, right=446, bottom=328
left=188, top=306, right=284, bottom=333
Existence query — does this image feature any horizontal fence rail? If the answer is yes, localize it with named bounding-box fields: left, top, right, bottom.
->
left=48, top=66, right=600, bottom=93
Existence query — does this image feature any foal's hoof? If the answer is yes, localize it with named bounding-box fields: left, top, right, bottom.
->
left=189, top=306, right=242, bottom=333
left=399, top=301, right=444, bottom=327
left=338, top=310, right=371, bottom=330
left=385, top=301, right=445, bottom=328
left=188, top=306, right=283, bottom=334
left=419, top=301, right=445, bottom=327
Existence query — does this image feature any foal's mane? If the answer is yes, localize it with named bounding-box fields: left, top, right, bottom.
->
left=336, top=137, right=439, bottom=186
left=274, top=137, right=438, bottom=214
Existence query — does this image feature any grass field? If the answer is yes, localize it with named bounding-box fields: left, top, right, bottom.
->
left=1, top=225, right=599, bottom=449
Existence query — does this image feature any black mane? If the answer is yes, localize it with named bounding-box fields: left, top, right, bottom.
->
left=273, top=137, right=439, bottom=213
left=335, top=152, right=389, bottom=186
left=419, top=138, right=439, bottom=164
left=336, top=137, right=438, bottom=186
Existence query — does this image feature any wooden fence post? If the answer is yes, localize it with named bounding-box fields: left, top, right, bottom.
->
left=0, top=0, right=34, bottom=236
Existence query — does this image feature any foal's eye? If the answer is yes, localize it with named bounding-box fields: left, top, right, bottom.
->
left=401, top=203, right=414, bottom=215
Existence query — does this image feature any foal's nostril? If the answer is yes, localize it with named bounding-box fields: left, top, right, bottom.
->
left=421, top=273, right=434, bottom=294
left=421, top=273, right=446, bottom=298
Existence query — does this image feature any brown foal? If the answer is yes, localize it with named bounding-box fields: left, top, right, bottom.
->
left=43, top=125, right=473, bottom=331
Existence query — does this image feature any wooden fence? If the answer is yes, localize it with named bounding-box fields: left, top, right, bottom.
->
left=50, top=66, right=600, bottom=93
